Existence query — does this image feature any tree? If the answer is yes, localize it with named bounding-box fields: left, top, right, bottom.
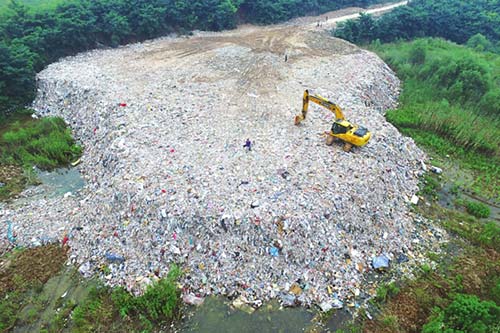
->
left=467, top=33, right=494, bottom=52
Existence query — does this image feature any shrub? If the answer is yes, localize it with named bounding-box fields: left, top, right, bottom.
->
left=422, top=294, right=500, bottom=333
left=477, top=222, right=500, bottom=249
left=374, top=282, right=400, bottom=303
left=465, top=201, right=491, bottom=218
left=112, top=264, right=181, bottom=321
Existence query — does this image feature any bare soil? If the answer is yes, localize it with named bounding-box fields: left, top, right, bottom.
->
left=0, top=244, right=67, bottom=295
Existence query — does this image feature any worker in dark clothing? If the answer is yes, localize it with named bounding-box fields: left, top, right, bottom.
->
left=243, top=138, right=252, bottom=151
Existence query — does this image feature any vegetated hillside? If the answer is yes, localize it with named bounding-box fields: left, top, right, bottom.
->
left=374, top=38, right=500, bottom=199
left=0, top=0, right=390, bottom=117
left=334, top=0, right=500, bottom=45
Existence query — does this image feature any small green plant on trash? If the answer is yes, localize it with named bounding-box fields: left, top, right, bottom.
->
left=421, top=263, right=432, bottom=275
left=374, top=282, right=400, bottom=303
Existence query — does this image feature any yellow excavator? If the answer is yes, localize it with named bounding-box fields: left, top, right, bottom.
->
left=294, top=90, right=371, bottom=152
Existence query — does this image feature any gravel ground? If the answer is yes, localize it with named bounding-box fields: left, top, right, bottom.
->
left=1, top=22, right=444, bottom=310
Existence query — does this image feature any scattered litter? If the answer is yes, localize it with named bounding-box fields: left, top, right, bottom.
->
left=182, top=293, right=205, bottom=306
left=372, top=254, right=390, bottom=270
left=232, top=296, right=255, bottom=314
left=430, top=166, right=443, bottom=174
left=6, top=220, right=16, bottom=243
left=105, top=253, right=125, bottom=263
left=269, top=246, right=279, bottom=257
left=279, top=293, right=297, bottom=307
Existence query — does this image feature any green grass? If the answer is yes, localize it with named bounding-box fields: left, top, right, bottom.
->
left=370, top=38, right=500, bottom=201
left=373, top=282, right=400, bottom=303
left=464, top=200, right=491, bottom=218
left=0, top=246, right=182, bottom=333
left=0, top=114, right=81, bottom=169
left=0, top=111, right=81, bottom=200
left=72, top=265, right=181, bottom=332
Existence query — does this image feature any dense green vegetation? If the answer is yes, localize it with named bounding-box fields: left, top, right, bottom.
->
left=372, top=38, right=500, bottom=200
left=0, top=0, right=387, bottom=117
left=334, top=0, right=500, bottom=45
left=423, top=294, right=500, bottom=333
left=0, top=0, right=65, bottom=12
left=359, top=178, right=500, bottom=332
left=0, top=114, right=81, bottom=169
left=464, top=200, right=491, bottom=219
left=72, top=265, right=181, bottom=332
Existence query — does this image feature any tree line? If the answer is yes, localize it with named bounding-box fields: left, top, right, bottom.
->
left=0, top=0, right=388, bottom=117
left=334, top=0, right=500, bottom=46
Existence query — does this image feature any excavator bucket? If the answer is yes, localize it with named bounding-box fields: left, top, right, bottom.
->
left=294, top=115, right=303, bottom=125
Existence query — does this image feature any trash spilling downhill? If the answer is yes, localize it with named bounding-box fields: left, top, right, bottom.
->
left=0, top=26, right=446, bottom=310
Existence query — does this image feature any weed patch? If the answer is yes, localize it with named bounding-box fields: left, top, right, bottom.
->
left=464, top=200, right=491, bottom=218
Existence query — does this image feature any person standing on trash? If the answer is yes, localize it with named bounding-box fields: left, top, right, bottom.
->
left=243, top=138, right=252, bottom=151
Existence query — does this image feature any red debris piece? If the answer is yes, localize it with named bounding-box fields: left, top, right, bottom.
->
left=119, top=103, right=127, bottom=107
left=62, top=235, right=69, bottom=246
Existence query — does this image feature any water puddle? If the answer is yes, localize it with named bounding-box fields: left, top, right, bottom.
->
left=4, top=167, right=85, bottom=210
left=36, top=167, right=85, bottom=198
left=179, top=297, right=334, bottom=333
left=13, top=267, right=97, bottom=333
left=438, top=182, right=500, bottom=222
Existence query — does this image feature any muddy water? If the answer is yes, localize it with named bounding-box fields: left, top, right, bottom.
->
left=181, top=298, right=315, bottom=333
left=13, top=267, right=96, bottom=333
left=36, top=167, right=85, bottom=198
left=8, top=167, right=85, bottom=209
left=438, top=182, right=500, bottom=222
left=180, top=297, right=351, bottom=332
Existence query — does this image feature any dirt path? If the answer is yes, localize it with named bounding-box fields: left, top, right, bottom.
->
left=319, top=1, right=408, bottom=28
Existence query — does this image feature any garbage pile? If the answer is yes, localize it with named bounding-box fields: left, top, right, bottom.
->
left=1, top=27, right=444, bottom=310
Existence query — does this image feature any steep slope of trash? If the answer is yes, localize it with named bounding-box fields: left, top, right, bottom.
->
left=1, top=27, right=443, bottom=309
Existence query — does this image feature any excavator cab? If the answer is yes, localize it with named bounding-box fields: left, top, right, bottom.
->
left=295, top=90, right=371, bottom=152
left=331, top=121, right=351, bottom=135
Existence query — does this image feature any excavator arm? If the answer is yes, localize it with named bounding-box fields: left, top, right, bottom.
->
left=294, top=89, right=345, bottom=125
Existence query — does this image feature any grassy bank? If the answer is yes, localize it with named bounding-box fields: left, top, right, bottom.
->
left=370, top=38, right=500, bottom=201
left=0, top=110, right=81, bottom=200
left=0, top=245, right=182, bottom=332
